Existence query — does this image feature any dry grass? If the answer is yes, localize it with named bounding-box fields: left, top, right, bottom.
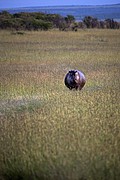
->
left=0, top=29, right=120, bottom=180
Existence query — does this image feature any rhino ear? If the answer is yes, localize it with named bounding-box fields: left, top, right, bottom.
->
left=75, top=71, right=79, bottom=76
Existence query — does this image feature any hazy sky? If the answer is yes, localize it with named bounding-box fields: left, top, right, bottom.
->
left=0, top=0, right=120, bottom=8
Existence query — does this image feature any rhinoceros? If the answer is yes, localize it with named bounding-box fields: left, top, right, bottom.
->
left=64, top=70, right=86, bottom=90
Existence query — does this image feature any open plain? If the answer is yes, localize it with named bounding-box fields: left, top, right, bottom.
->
left=0, top=29, right=120, bottom=180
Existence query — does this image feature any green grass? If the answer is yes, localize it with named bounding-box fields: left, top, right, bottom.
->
left=0, top=29, right=120, bottom=180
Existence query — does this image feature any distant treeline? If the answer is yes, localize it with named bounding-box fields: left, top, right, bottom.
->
left=0, top=11, right=120, bottom=31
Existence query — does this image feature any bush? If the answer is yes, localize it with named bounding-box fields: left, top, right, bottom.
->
left=83, top=16, right=99, bottom=28
left=31, top=19, right=52, bottom=30
left=0, top=11, right=119, bottom=31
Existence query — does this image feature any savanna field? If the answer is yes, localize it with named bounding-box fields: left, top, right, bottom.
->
left=0, top=29, right=120, bottom=180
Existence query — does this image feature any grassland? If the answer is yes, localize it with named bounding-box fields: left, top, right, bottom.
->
left=0, top=29, right=120, bottom=180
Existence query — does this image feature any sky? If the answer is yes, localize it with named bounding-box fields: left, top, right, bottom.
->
left=0, top=0, right=120, bottom=9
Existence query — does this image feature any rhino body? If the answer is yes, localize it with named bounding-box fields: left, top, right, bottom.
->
left=64, top=70, right=86, bottom=90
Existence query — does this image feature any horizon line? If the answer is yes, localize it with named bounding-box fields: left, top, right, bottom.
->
left=0, top=3, right=120, bottom=10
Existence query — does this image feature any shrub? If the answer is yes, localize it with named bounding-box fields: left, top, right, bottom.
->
left=0, top=11, right=119, bottom=30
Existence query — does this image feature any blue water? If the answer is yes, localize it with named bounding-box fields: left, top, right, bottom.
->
left=1, top=4, right=120, bottom=21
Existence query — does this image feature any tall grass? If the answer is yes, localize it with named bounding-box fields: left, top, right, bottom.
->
left=0, top=29, right=120, bottom=180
